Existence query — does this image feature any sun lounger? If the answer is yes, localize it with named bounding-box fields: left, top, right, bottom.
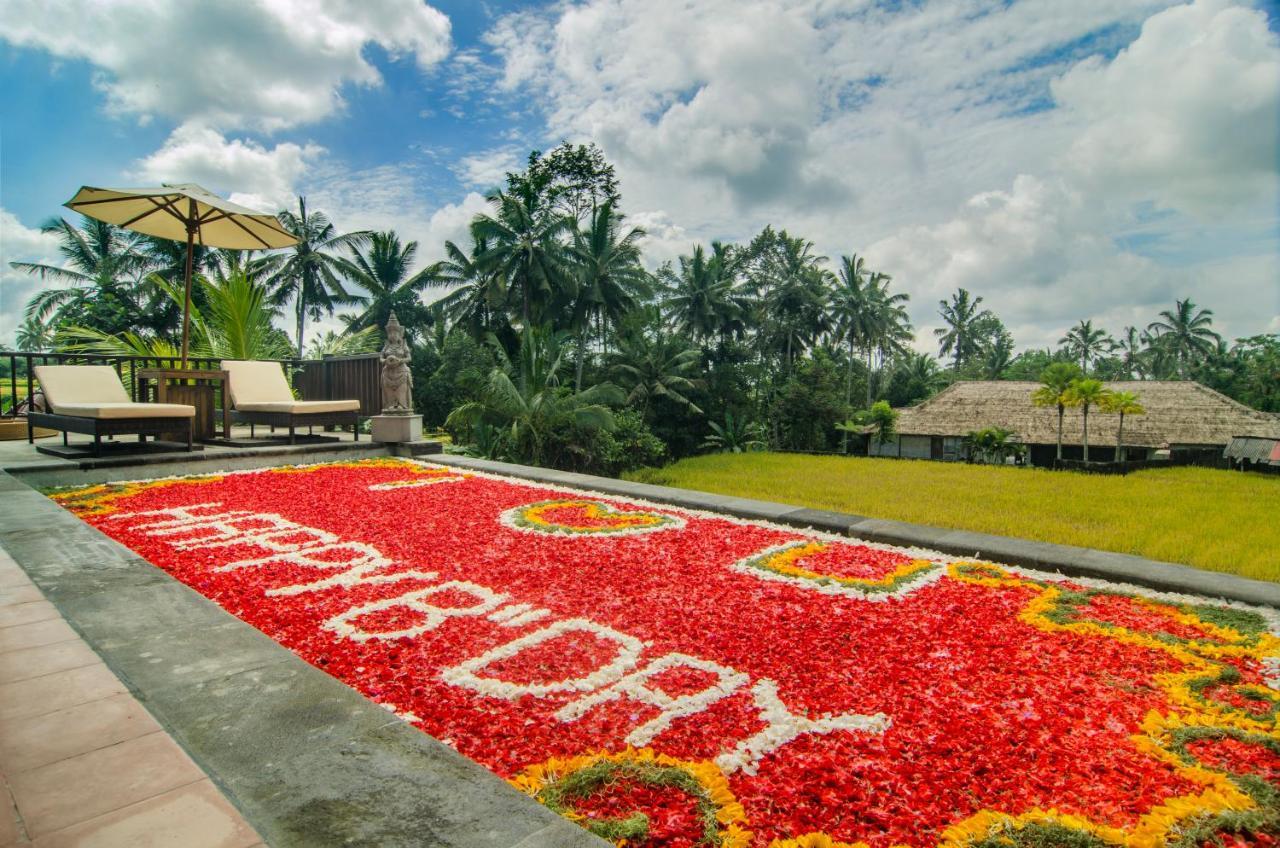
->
left=28, top=365, right=195, bottom=455
left=221, top=360, right=360, bottom=444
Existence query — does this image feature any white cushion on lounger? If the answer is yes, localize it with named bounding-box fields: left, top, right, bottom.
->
left=52, top=402, right=196, bottom=419
left=234, top=399, right=360, bottom=414
left=221, top=359, right=294, bottom=406
left=34, top=365, right=194, bottom=418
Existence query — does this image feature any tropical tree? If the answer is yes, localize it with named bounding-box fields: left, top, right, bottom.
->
left=831, top=255, right=911, bottom=409
left=566, top=201, right=648, bottom=388
left=963, top=426, right=1024, bottom=465
left=1100, top=389, right=1145, bottom=462
left=1115, top=326, right=1145, bottom=379
left=701, top=411, right=765, bottom=453
left=1030, top=362, right=1084, bottom=461
left=609, top=332, right=703, bottom=416
left=1059, top=320, right=1114, bottom=374
left=745, top=229, right=830, bottom=374
left=15, top=317, right=53, bottom=352
left=444, top=328, right=623, bottom=466
left=837, top=400, right=898, bottom=454
left=471, top=191, right=573, bottom=331
left=1064, top=378, right=1110, bottom=462
left=57, top=269, right=294, bottom=362
left=661, top=243, right=745, bottom=346
left=340, top=231, right=436, bottom=338
left=429, top=236, right=507, bottom=340
left=258, top=197, right=369, bottom=356
left=1146, top=298, right=1222, bottom=378
left=934, top=288, right=993, bottom=369
left=13, top=216, right=151, bottom=336
left=305, top=326, right=381, bottom=359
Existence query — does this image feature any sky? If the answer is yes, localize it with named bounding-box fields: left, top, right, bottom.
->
left=1, top=0, right=1277, bottom=353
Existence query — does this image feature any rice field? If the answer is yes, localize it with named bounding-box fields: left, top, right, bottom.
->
left=625, top=453, right=1280, bottom=582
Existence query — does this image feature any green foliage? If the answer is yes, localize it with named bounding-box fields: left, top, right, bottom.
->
left=445, top=327, right=624, bottom=467
left=702, top=412, right=766, bottom=454
left=768, top=351, right=852, bottom=452
left=574, top=408, right=668, bottom=476
left=839, top=400, right=898, bottom=451
left=964, top=426, right=1026, bottom=464
left=416, top=330, right=494, bottom=428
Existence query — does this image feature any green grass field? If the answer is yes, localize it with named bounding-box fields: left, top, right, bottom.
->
left=625, top=453, right=1280, bottom=582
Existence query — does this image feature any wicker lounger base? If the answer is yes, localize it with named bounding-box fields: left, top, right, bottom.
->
left=231, top=410, right=360, bottom=445
left=27, top=411, right=194, bottom=457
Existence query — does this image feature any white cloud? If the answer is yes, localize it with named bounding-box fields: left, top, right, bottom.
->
left=1053, top=0, right=1280, bottom=216
left=0, top=0, right=451, bottom=132
left=0, top=209, right=64, bottom=346
left=454, top=147, right=522, bottom=190
left=130, top=124, right=324, bottom=212
left=482, top=0, right=1280, bottom=348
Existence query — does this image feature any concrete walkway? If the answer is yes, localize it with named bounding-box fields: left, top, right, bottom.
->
left=0, top=549, right=264, bottom=848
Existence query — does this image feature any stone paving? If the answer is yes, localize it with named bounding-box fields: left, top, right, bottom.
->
left=0, top=548, right=264, bottom=848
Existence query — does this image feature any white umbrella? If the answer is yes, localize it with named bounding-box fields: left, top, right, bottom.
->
left=64, top=183, right=299, bottom=366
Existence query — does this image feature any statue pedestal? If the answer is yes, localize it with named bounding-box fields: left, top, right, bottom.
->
left=371, top=414, right=422, bottom=444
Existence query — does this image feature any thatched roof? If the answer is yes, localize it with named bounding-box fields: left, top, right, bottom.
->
left=894, top=381, right=1280, bottom=448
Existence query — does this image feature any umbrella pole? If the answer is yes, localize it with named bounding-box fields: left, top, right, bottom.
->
left=180, top=208, right=196, bottom=368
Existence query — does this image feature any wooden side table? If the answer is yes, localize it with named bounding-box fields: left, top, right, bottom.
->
left=137, top=369, right=230, bottom=441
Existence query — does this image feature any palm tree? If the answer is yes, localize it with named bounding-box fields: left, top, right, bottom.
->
left=934, top=288, right=993, bottom=369
left=980, top=332, right=1015, bottom=379
left=471, top=191, right=574, bottom=331
left=340, top=231, right=436, bottom=339
left=661, top=243, right=745, bottom=346
left=566, top=201, right=648, bottom=388
left=13, top=216, right=151, bottom=334
left=702, top=411, right=765, bottom=453
left=749, top=232, right=830, bottom=373
left=428, top=236, right=507, bottom=340
left=257, top=197, right=370, bottom=356
left=1101, top=390, right=1145, bottom=462
left=1031, top=362, right=1083, bottom=461
left=57, top=269, right=294, bottom=362
left=1146, top=299, right=1222, bottom=378
left=306, top=326, right=381, bottom=359
left=15, top=317, right=53, bottom=352
left=445, top=328, right=623, bottom=466
left=1059, top=320, right=1114, bottom=374
left=1064, top=378, right=1110, bottom=462
left=894, top=352, right=946, bottom=404
left=1116, top=326, right=1144, bottom=379
left=831, top=257, right=911, bottom=403
left=609, top=332, right=703, bottom=416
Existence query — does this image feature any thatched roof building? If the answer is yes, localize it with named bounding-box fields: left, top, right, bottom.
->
left=877, top=381, right=1280, bottom=464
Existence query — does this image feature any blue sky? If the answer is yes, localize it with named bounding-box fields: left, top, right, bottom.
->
left=2, top=0, right=1277, bottom=349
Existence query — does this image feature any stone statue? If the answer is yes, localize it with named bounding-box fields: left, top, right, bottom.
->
left=379, top=312, right=413, bottom=414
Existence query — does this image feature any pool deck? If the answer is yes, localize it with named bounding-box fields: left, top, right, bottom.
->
left=0, top=436, right=1276, bottom=847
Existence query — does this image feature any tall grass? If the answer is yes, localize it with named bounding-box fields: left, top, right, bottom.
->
left=625, top=454, right=1280, bottom=582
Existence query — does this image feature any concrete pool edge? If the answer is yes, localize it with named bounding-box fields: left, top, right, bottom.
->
left=0, top=467, right=607, bottom=848
left=427, top=455, right=1280, bottom=609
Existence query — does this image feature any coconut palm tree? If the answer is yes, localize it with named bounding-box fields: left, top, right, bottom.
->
left=1031, top=362, right=1084, bottom=461
left=470, top=191, right=574, bottom=331
left=257, top=197, right=369, bottom=356
left=1064, top=378, right=1110, bottom=462
left=57, top=269, right=294, bottom=362
left=749, top=232, right=830, bottom=374
left=1116, top=326, right=1144, bottom=379
left=340, top=231, right=436, bottom=339
left=306, top=326, right=381, bottom=359
left=934, top=288, right=993, bottom=369
left=13, top=216, right=151, bottom=335
left=894, top=352, right=946, bottom=404
left=428, top=236, right=507, bottom=340
left=661, top=243, right=745, bottom=347
left=14, top=317, right=53, bottom=352
left=1146, top=299, right=1222, bottom=378
left=445, top=327, right=623, bottom=466
left=1059, top=320, right=1114, bottom=374
left=566, top=201, right=648, bottom=389
left=609, top=332, right=703, bottom=416
left=1101, top=390, right=1145, bottom=462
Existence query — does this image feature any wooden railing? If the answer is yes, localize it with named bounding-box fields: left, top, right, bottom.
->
left=1, top=351, right=383, bottom=418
